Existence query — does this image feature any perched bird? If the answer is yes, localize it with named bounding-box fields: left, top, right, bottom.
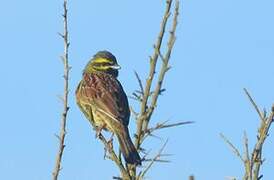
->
left=75, top=50, right=141, bottom=165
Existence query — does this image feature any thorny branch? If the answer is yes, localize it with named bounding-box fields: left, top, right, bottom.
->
left=134, top=0, right=183, bottom=155
left=221, top=89, right=274, bottom=180
left=52, top=0, right=70, bottom=180
left=138, top=140, right=169, bottom=179
left=143, top=0, right=179, bottom=133
left=130, top=0, right=189, bottom=179
left=134, top=0, right=175, bottom=150
left=141, top=121, right=193, bottom=145
left=220, top=133, right=245, bottom=163
left=98, top=134, right=131, bottom=180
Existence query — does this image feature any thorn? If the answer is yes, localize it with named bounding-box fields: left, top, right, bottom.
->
left=134, top=133, right=138, bottom=139
left=103, top=146, right=107, bottom=160
left=139, top=147, right=146, bottom=152
left=57, top=95, right=65, bottom=103
left=54, top=134, right=61, bottom=140
left=166, top=66, right=172, bottom=72
left=58, top=32, right=64, bottom=38
left=148, top=133, right=162, bottom=140
left=60, top=55, right=65, bottom=63
left=159, top=88, right=166, bottom=95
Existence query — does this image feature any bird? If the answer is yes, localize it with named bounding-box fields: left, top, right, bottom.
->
left=75, top=50, right=141, bottom=165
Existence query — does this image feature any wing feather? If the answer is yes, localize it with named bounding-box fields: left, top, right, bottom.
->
left=77, top=73, right=130, bottom=126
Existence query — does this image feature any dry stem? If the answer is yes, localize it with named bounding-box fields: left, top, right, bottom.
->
left=52, top=1, right=70, bottom=180
left=134, top=0, right=174, bottom=150
left=221, top=89, right=274, bottom=180
left=134, top=0, right=181, bottom=156
left=98, top=134, right=131, bottom=180
left=130, top=1, right=185, bottom=179
left=138, top=140, right=169, bottom=179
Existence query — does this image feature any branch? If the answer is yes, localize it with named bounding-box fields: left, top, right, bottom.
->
left=144, top=1, right=179, bottom=122
left=145, top=0, right=179, bottom=125
left=135, top=0, right=174, bottom=150
left=142, top=0, right=179, bottom=147
left=141, top=120, right=193, bottom=144
left=52, top=1, right=70, bottom=180
left=251, top=104, right=274, bottom=179
left=243, top=88, right=265, bottom=122
left=221, top=88, right=274, bottom=180
left=134, top=71, right=144, bottom=97
left=220, top=133, right=245, bottom=162
left=148, top=120, right=193, bottom=132
left=244, top=89, right=274, bottom=179
left=98, top=134, right=131, bottom=180
left=130, top=1, right=181, bottom=179
left=243, top=131, right=252, bottom=180
left=138, top=140, right=169, bottom=179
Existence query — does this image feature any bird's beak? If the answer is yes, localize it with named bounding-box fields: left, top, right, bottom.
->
left=111, top=64, right=121, bottom=70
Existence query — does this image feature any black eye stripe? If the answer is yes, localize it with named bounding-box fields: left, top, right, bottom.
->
left=93, top=62, right=112, bottom=66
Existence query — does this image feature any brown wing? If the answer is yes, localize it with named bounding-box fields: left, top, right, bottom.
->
left=78, top=73, right=130, bottom=126
left=75, top=80, right=95, bottom=125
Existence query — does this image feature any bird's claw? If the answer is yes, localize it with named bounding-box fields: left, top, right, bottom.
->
left=94, top=125, right=105, bottom=138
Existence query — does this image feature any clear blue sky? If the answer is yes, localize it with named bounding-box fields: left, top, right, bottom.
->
left=0, top=0, right=274, bottom=179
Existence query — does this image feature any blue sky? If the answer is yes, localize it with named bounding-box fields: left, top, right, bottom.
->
left=0, top=0, right=274, bottom=179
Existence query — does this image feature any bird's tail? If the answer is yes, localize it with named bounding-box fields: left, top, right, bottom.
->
left=115, top=127, right=142, bottom=165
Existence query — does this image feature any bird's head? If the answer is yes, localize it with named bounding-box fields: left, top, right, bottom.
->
left=84, top=51, right=121, bottom=77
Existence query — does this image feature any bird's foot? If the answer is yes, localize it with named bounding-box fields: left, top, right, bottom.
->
left=94, top=125, right=105, bottom=138
left=107, top=133, right=114, bottom=149
left=103, top=146, right=107, bottom=159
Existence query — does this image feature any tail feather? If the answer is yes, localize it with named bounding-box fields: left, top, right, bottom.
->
left=116, top=127, right=141, bottom=165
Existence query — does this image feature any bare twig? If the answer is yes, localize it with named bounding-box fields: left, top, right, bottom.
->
left=220, top=133, right=245, bottom=162
left=221, top=88, right=274, bottom=180
left=244, top=89, right=273, bottom=179
left=98, top=134, right=131, bottom=180
left=243, top=88, right=264, bottom=122
left=140, top=0, right=179, bottom=148
left=146, top=0, right=179, bottom=122
left=143, top=159, right=170, bottom=163
left=129, top=1, right=183, bottom=179
left=140, top=120, right=193, bottom=144
left=146, top=121, right=194, bottom=133
left=135, top=0, right=174, bottom=150
left=251, top=104, right=274, bottom=179
left=52, top=1, right=70, bottom=180
left=138, top=140, right=169, bottom=179
left=243, top=131, right=252, bottom=180
left=134, top=71, right=144, bottom=96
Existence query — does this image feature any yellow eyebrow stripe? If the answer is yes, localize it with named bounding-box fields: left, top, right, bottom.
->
left=94, top=58, right=111, bottom=63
